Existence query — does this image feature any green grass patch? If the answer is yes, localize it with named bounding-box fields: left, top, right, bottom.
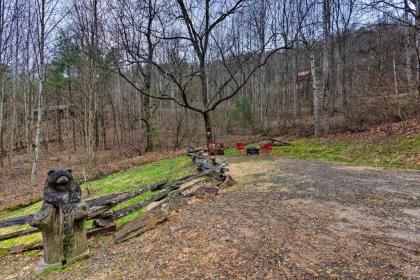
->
left=0, top=156, right=193, bottom=249
left=224, top=148, right=240, bottom=156
left=225, top=135, right=420, bottom=169
left=83, top=156, right=192, bottom=194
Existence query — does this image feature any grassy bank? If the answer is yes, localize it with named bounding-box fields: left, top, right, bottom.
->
left=0, top=156, right=193, bottom=250
left=226, top=135, right=420, bottom=170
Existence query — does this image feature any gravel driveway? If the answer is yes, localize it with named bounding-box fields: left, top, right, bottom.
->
left=1, top=157, right=419, bottom=279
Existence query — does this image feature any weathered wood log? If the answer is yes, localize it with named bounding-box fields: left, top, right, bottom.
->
left=266, top=138, right=291, bottom=146
left=114, top=178, right=218, bottom=244
left=4, top=224, right=117, bottom=254
left=186, top=152, right=205, bottom=159
left=93, top=217, right=114, bottom=228
left=114, top=178, right=225, bottom=244
left=92, top=210, right=114, bottom=227
left=0, top=181, right=167, bottom=230
left=0, top=175, right=217, bottom=241
left=195, top=161, right=228, bottom=181
left=189, top=151, right=226, bottom=172
left=150, top=181, right=167, bottom=191
left=186, top=152, right=214, bottom=161
left=86, top=180, right=167, bottom=207
left=5, top=242, right=43, bottom=254
left=0, top=207, right=113, bottom=241
left=110, top=165, right=226, bottom=215
left=87, top=223, right=116, bottom=238
left=0, top=165, right=226, bottom=243
left=195, top=159, right=215, bottom=170
left=0, top=216, right=29, bottom=228
left=187, top=146, right=204, bottom=154
left=86, top=193, right=123, bottom=207
left=0, top=227, right=39, bottom=242
left=187, top=146, right=210, bottom=163
left=112, top=201, right=150, bottom=220
left=114, top=209, right=168, bottom=244
left=153, top=163, right=227, bottom=193
left=112, top=177, right=187, bottom=220
left=110, top=186, right=176, bottom=220
left=87, top=206, right=112, bottom=220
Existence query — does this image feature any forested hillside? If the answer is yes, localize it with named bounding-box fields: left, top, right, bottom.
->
left=0, top=0, right=418, bottom=182
left=0, top=1, right=419, bottom=278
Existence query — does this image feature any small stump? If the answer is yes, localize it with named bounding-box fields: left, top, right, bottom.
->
left=29, top=168, right=89, bottom=273
left=208, top=143, right=225, bottom=155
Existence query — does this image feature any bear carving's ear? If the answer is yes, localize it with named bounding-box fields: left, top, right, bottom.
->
left=47, top=170, right=54, bottom=175
left=67, top=169, right=72, bottom=173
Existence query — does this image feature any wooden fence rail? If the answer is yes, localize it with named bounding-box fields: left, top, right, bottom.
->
left=0, top=149, right=227, bottom=251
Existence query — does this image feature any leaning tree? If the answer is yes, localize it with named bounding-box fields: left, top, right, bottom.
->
left=111, top=0, right=307, bottom=145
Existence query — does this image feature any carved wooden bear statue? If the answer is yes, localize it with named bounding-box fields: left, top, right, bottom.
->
left=29, top=168, right=89, bottom=273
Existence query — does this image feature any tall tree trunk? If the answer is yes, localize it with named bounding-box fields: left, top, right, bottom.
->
left=393, top=56, right=402, bottom=119
left=262, top=69, right=268, bottom=132
left=0, top=77, right=4, bottom=166
left=95, top=109, right=99, bottom=148
left=404, top=8, right=415, bottom=98
left=56, top=98, right=63, bottom=150
left=142, top=5, right=156, bottom=152
left=31, top=0, right=46, bottom=183
left=111, top=100, right=120, bottom=148
left=101, top=111, right=106, bottom=149
left=282, top=49, right=289, bottom=128
left=87, top=88, right=95, bottom=159
left=142, top=73, right=153, bottom=152
left=415, top=0, right=420, bottom=97
left=87, top=59, right=96, bottom=160
left=203, top=112, right=213, bottom=145
left=10, top=3, right=19, bottom=160
left=322, top=0, right=332, bottom=132
left=310, top=50, right=320, bottom=137
left=393, top=57, right=399, bottom=96
left=83, top=87, right=88, bottom=149
left=292, top=50, right=298, bottom=117
left=24, top=78, right=30, bottom=153
left=31, top=73, right=44, bottom=182
left=336, top=44, right=348, bottom=118
left=10, top=53, right=17, bottom=157
left=200, top=59, right=213, bottom=145
left=24, top=1, right=33, bottom=155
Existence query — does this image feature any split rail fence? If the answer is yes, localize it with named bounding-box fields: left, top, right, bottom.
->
left=0, top=147, right=228, bottom=253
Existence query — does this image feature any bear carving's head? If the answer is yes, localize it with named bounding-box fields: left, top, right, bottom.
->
left=43, top=168, right=81, bottom=207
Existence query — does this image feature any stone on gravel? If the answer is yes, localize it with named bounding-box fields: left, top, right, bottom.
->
left=218, top=175, right=236, bottom=189
left=194, top=185, right=219, bottom=199
left=167, top=191, right=187, bottom=211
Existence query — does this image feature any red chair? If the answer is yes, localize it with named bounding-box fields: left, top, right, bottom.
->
left=235, top=143, right=246, bottom=153
left=259, top=143, right=273, bottom=154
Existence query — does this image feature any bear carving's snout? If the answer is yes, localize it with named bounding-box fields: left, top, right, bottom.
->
left=55, top=176, right=69, bottom=185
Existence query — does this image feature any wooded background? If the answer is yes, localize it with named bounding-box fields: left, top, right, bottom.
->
left=0, top=0, right=418, bottom=181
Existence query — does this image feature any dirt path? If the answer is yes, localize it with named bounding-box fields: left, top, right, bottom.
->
left=1, top=157, right=419, bottom=279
